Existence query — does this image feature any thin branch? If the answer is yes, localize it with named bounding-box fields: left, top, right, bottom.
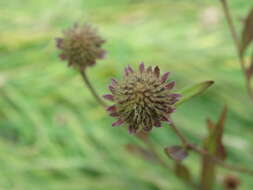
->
left=143, top=137, right=172, bottom=171
left=138, top=135, right=198, bottom=189
left=80, top=70, right=107, bottom=107
left=169, top=122, right=253, bottom=176
left=188, top=144, right=253, bottom=176
left=219, top=0, right=242, bottom=58
left=219, top=0, right=253, bottom=102
left=169, top=122, right=188, bottom=147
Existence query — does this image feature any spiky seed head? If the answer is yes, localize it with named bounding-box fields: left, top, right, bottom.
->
left=103, top=63, right=181, bottom=134
left=56, top=23, right=106, bottom=70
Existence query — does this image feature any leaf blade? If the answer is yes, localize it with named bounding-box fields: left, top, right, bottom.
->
left=240, top=8, right=253, bottom=56
left=175, top=80, right=214, bottom=107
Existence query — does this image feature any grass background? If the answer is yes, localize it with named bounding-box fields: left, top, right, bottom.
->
left=0, top=0, right=253, bottom=189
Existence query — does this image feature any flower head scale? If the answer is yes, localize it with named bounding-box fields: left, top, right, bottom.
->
left=103, top=63, right=181, bottom=134
left=56, top=23, right=106, bottom=70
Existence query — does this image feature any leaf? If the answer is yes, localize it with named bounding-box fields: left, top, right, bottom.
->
left=214, top=106, right=227, bottom=160
left=125, top=144, right=158, bottom=163
left=206, top=118, right=215, bottom=133
left=205, top=106, right=227, bottom=160
left=174, top=163, right=192, bottom=182
left=164, top=145, right=188, bottom=162
left=246, top=50, right=253, bottom=78
left=175, top=80, right=214, bottom=106
left=240, top=8, right=253, bottom=56
left=200, top=106, right=228, bottom=190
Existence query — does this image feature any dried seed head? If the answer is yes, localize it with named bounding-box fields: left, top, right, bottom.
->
left=223, top=175, right=240, bottom=190
left=56, top=23, right=106, bottom=70
left=103, top=63, right=181, bottom=134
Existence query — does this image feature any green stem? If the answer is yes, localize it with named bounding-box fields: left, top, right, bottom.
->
left=199, top=154, right=216, bottom=190
left=169, top=122, right=253, bottom=176
left=80, top=70, right=107, bottom=107
left=138, top=135, right=197, bottom=189
left=219, top=0, right=253, bottom=103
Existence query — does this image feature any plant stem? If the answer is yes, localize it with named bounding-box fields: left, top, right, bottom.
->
left=220, top=0, right=242, bottom=57
left=143, top=137, right=172, bottom=171
left=80, top=70, right=107, bottom=107
left=189, top=144, right=253, bottom=176
left=169, top=122, right=253, bottom=176
left=199, top=153, right=216, bottom=190
left=219, top=0, right=253, bottom=103
left=169, top=122, right=188, bottom=147
left=139, top=135, right=198, bottom=189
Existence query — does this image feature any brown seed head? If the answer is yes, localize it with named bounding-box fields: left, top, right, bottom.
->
left=56, top=23, right=106, bottom=70
left=103, top=63, right=181, bottom=134
left=223, top=175, right=240, bottom=190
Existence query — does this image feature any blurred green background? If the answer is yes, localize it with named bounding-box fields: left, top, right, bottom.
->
left=0, top=0, right=253, bottom=189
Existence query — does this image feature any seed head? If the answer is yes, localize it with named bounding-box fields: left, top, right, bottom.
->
left=223, top=175, right=240, bottom=190
left=56, top=23, right=106, bottom=70
left=103, top=63, right=181, bottom=134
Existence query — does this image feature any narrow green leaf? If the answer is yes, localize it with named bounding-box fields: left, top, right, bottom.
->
left=175, top=80, right=214, bottom=106
left=246, top=49, right=253, bottom=78
left=240, top=8, right=253, bottom=56
left=214, top=106, right=227, bottom=160
left=204, top=106, right=227, bottom=160
left=200, top=106, right=228, bottom=190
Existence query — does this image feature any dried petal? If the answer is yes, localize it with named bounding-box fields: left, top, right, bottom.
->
left=154, top=66, right=160, bottom=77
left=154, top=120, right=162, bottom=127
left=111, top=78, right=118, bottom=86
left=147, top=66, right=152, bottom=73
left=165, top=81, right=176, bottom=90
left=109, top=85, right=115, bottom=93
left=161, top=116, right=172, bottom=124
left=103, top=94, right=114, bottom=101
left=59, top=53, right=67, bottom=60
left=169, top=93, right=181, bottom=99
left=139, top=63, right=145, bottom=73
left=129, top=126, right=137, bottom=134
left=128, top=65, right=134, bottom=73
left=124, top=67, right=129, bottom=76
left=161, top=72, right=170, bottom=83
left=110, top=112, right=119, bottom=117
left=112, top=119, right=124, bottom=127
left=55, top=38, right=64, bottom=49
left=106, top=105, right=116, bottom=112
left=143, top=125, right=153, bottom=132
